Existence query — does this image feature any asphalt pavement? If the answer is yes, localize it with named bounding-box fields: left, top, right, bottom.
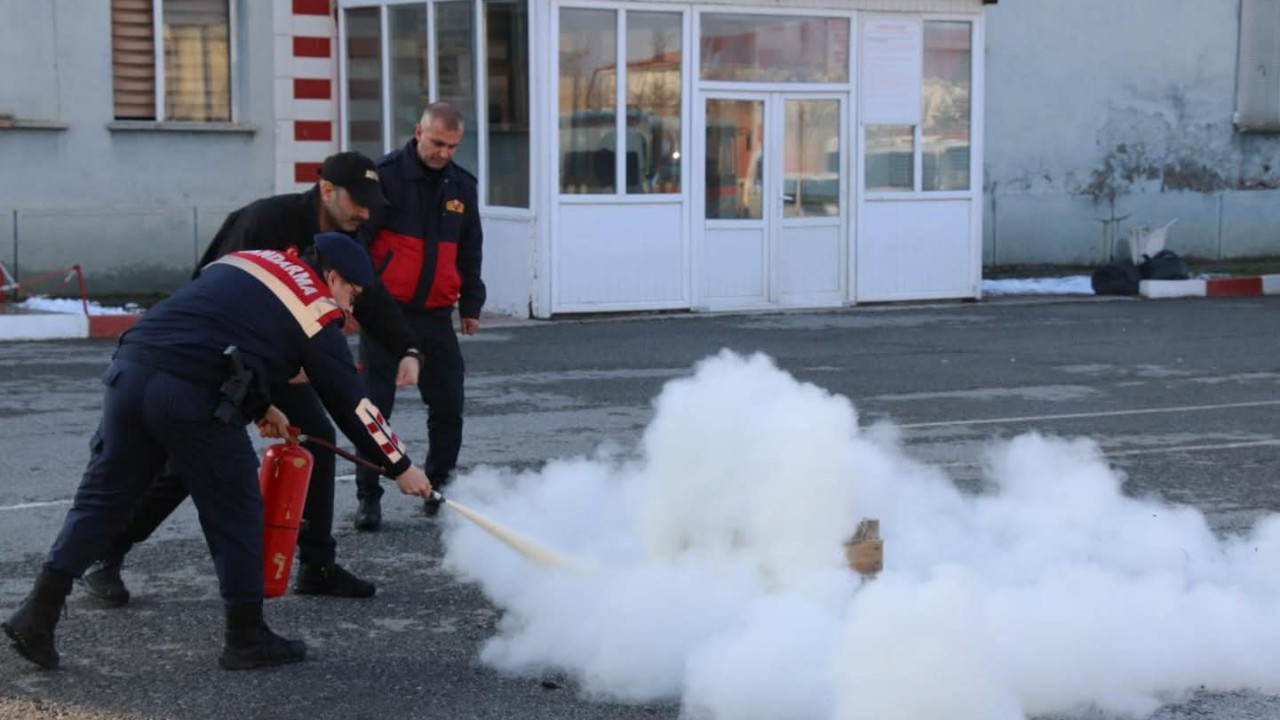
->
left=0, top=293, right=1278, bottom=720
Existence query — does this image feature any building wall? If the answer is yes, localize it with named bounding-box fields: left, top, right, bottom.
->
left=1, top=0, right=997, bottom=308
left=24, top=0, right=1267, bottom=307
left=0, top=0, right=277, bottom=295
left=983, top=0, right=1280, bottom=266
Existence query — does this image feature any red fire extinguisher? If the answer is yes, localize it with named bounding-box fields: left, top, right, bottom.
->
left=259, top=427, right=314, bottom=599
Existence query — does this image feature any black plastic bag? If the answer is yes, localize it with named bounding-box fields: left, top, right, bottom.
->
left=1139, top=249, right=1190, bottom=280
left=1091, top=260, right=1141, bottom=295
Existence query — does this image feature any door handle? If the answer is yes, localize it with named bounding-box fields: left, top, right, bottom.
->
left=781, top=194, right=795, bottom=202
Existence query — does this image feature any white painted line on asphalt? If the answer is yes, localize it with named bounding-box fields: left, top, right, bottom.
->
left=938, top=438, right=1280, bottom=468
left=1103, top=439, right=1280, bottom=457
left=894, top=399, right=1280, bottom=430
left=0, top=499, right=72, bottom=512
left=21, top=404, right=1262, bottom=497
left=0, top=478, right=401, bottom=508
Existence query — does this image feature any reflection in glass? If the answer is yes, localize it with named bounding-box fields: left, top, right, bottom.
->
left=559, top=8, right=617, bottom=194
left=344, top=7, right=383, bottom=158
left=626, top=12, right=682, bottom=194
left=701, top=14, right=848, bottom=83
left=390, top=4, right=428, bottom=152
left=705, top=99, right=764, bottom=220
left=436, top=1, right=478, bottom=176
left=784, top=99, right=840, bottom=218
left=486, top=0, right=530, bottom=207
left=922, top=21, right=971, bottom=191
left=865, top=125, right=914, bottom=192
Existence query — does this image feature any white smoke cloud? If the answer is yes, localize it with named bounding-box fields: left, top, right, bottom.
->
left=441, top=350, right=1280, bottom=719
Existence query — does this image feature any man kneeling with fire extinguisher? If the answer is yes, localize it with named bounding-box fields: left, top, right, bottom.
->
left=1, top=233, right=433, bottom=671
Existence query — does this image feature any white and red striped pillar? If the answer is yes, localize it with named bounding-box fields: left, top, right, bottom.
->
left=273, top=0, right=339, bottom=193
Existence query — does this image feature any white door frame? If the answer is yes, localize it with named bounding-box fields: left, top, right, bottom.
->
left=772, top=91, right=848, bottom=306
left=693, top=90, right=769, bottom=309
left=693, top=89, right=850, bottom=308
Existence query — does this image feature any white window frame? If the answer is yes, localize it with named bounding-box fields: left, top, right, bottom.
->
left=859, top=14, right=976, bottom=201
left=554, top=1, right=691, bottom=204
left=338, top=0, right=529, bottom=210
left=146, top=0, right=239, bottom=123
left=338, top=0, right=473, bottom=155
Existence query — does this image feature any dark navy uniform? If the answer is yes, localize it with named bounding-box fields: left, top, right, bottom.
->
left=46, top=249, right=411, bottom=607
left=95, top=184, right=415, bottom=576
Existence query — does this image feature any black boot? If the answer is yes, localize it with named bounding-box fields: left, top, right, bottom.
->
left=81, top=558, right=130, bottom=606
left=2, top=569, right=74, bottom=670
left=219, top=603, right=306, bottom=671
left=353, top=496, right=381, bottom=531
left=293, top=562, right=376, bottom=598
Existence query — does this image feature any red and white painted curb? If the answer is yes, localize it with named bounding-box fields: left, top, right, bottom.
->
left=0, top=313, right=140, bottom=341
left=1140, top=275, right=1280, bottom=299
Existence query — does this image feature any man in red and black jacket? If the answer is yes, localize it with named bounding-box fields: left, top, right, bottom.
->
left=354, top=102, right=486, bottom=530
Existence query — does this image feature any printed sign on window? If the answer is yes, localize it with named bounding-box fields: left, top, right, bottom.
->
left=861, top=18, right=922, bottom=125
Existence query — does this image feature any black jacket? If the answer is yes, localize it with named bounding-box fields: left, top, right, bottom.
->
left=365, top=141, right=486, bottom=318
left=197, top=186, right=417, bottom=358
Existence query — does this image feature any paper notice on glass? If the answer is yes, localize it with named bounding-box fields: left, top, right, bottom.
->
left=860, top=18, right=922, bottom=125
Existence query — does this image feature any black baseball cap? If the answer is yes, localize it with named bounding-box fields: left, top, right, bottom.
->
left=319, top=152, right=388, bottom=209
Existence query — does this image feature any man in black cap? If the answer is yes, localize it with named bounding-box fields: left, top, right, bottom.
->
left=79, top=152, right=424, bottom=604
left=2, top=232, right=435, bottom=671
left=200, top=151, right=392, bottom=258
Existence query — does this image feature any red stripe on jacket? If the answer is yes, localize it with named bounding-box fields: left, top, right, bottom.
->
left=369, top=229, right=461, bottom=309
left=427, top=242, right=460, bottom=308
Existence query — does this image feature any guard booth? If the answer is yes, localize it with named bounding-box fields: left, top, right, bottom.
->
left=336, top=0, right=991, bottom=317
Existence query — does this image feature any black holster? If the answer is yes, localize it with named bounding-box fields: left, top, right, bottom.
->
left=214, top=346, right=270, bottom=425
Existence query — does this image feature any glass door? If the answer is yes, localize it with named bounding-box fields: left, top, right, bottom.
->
left=774, top=94, right=846, bottom=305
left=700, top=94, right=769, bottom=306
left=699, top=93, right=846, bottom=308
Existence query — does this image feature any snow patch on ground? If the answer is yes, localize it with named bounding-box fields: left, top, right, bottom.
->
left=981, top=276, right=1093, bottom=296
left=16, top=296, right=135, bottom=316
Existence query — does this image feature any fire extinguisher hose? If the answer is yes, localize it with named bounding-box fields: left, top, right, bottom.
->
left=292, top=433, right=417, bottom=482
left=295, top=433, right=446, bottom=504
left=289, top=434, right=581, bottom=570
